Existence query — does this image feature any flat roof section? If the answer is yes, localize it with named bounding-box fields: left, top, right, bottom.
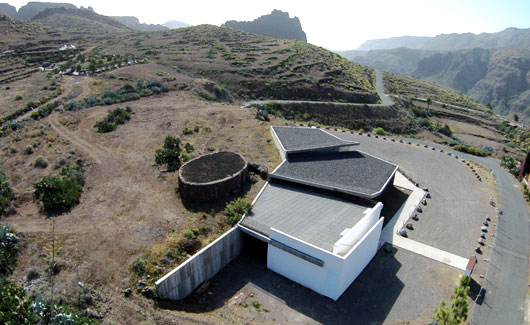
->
left=240, top=180, right=374, bottom=252
left=271, top=126, right=358, bottom=153
left=271, top=151, right=398, bottom=198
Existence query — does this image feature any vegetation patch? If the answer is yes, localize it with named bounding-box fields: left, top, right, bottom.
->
left=65, top=80, right=169, bottom=111
left=0, top=165, right=14, bottom=215
left=94, top=107, right=133, bottom=133
left=0, top=224, right=19, bottom=276
left=33, top=164, right=85, bottom=213
left=154, top=136, right=194, bottom=172
left=452, top=144, right=489, bottom=157
left=224, top=198, right=252, bottom=226
left=432, top=276, right=470, bottom=325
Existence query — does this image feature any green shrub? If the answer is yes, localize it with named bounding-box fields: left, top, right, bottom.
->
left=224, top=198, right=252, bottom=226
left=373, top=127, right=386, bottom=135
left=14, top=94, right=22, bottom=101
left=60, top=164, right=85, bottom=186
left=132, top=256, right=146, bottom=275
left=95, top=107, right=132, bottom=133
left=95, top=120, right=116, bottom=133
left=501, top=155, right=518, bottom=176
left=419, top=118, right=432, bottom=129
left=0, top=167, right=13, bottom=214
left=183, top=229, right=195, bottom=239
left=33, top=176, right=82, bottom=213
left=184, top=143, right=194, bottom=153
left=181, top=152, right=191, bottom=162
left=453, top=144, right=489, bottom=157
left=33, top=156, right=48, bottom=168
left=0, top=224, right=19, bottom=276
left=23, top=146, right=34, bottom=155
left=182, top=127, right=193, bottom=135
left=155, top=136, right=192, bottom=171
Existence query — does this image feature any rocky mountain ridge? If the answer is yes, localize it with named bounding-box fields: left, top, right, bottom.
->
left=223, top=9, right=307, bottom=42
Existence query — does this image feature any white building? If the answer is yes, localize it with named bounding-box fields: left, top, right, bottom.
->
left=239, top=126, right=398, bottom=300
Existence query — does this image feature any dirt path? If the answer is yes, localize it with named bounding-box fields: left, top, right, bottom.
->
left=15, top=77, right=92, bottom=123
left=49, top=112, right=110, bottom=164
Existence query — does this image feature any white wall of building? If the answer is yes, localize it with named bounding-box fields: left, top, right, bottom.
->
left=333, top=202, right=383, bottom=255
left=267, top=217, right=384, bottom=301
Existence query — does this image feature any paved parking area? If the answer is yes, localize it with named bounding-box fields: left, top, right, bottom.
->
left=170, top=238, right=461, bottom=324
left=332, top=131, right=497, bottom=259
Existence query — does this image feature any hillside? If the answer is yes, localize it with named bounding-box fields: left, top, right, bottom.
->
left=112, top=16, right=168, bottom=32
left=0, top=14, right=51, bottom=45
left=223, top=9, right=307, bottom=42
left=31, top=7, right=131, bottom=35
left=101, top=25, right=377, bottom=103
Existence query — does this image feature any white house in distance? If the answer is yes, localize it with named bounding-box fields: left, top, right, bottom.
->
left=238, top=126, right=398, bottom=300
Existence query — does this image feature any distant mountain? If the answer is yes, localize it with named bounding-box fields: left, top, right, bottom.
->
left=163, top=20, right=189, bottom=29
left=357, top=36, right=432, bottom=51
left=223, top=9, right=307, bottom=42
left=17, top=1, right=76, bottom=21
left=423, top=28, right=530, bottom=51
left=0, top=3, right=16, bottom=18
left=31, top=7, right=131, bottom=35
left=112, top=16, right=168, bottom=32
left=341, top=48, right=434, bottom=75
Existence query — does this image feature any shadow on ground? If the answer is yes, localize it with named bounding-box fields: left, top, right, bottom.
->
left=158, top=236, right=405, bottom=324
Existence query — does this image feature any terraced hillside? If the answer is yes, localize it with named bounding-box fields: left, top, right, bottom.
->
left=99, top=25, right=379, bottom=103
left=31, top=7, right=132, bottom=35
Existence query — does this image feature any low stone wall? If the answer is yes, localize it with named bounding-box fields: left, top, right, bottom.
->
left=178, top=153, right=248, bottom=202
left=155, top=227, right=243, bottom=300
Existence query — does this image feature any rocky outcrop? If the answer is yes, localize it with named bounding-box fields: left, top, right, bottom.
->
left=223, top=9, right=307, bottom=42
left=17, top=1, right=76, bottom=21
left=112, top=16, right=168, bottom=32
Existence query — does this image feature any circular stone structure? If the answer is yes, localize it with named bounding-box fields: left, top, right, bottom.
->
left=178, top=152, right=248, bottom=202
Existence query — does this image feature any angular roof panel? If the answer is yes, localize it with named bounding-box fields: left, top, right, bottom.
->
left=240, top=180, right=374, bottom=252
left=270, top=151, right=398, bottom=198
left=271, top=126, right=358, bottom=154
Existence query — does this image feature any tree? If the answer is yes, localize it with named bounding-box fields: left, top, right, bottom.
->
left=427, top=98, right=432, bottom=110
left=514, top=113, right=520, bottom=122
left=433, top=276, right=471, bottom=325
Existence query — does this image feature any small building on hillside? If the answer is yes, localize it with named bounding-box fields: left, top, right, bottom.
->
left=239, top=126, right=398, bottom=300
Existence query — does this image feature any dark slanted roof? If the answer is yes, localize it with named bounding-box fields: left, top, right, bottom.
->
left=271, top=126, right=358, bottom=153
left=270, top=151, right=398, bottom=198
left=240, top=180, right=374, bottom=251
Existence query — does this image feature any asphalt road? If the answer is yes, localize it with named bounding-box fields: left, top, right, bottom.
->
left=471, top=157, right=529, bottom=325
left=361, top=135, right=529, bottom=324
left=363, top=135, right=529, bottom=324
left=375, top=69, right=393, bottom=105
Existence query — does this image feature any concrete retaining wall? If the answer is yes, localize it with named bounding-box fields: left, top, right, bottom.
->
left=155, top=227, right=242, bottom=300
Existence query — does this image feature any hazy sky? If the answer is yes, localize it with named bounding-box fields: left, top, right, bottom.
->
left=9, top=0, right=530, bottom=50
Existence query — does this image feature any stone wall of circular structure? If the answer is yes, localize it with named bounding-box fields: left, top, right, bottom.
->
left=178, top=152, right=248, bottom=202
